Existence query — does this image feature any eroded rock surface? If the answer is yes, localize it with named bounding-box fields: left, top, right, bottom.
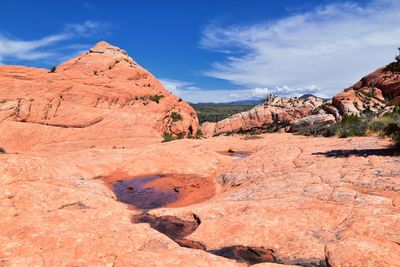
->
left=201, top=95, right=326, bottom=137
left=0, top=133, right=399, bottom=266
left=332, top=66, right=400, bottom=115
left=290, top=114, right=336, bottom=132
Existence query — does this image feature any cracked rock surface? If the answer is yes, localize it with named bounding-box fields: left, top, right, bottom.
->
left=0, top=133, right=399, bottom=266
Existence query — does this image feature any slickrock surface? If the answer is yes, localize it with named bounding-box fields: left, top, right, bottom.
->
left=201, top=95, right=325, bottom=137
left=0, top=41, right=198, bottom=152
left=1, top=133, right=399, bottom=266
left=332, top=66, right=400, bottom=115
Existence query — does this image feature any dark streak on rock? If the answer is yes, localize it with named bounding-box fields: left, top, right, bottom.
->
left=132, top=212, right=283, bottom=265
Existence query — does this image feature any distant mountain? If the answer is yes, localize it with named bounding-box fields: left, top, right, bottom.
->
left=299, top=94, right=329, bottom=101
left=225, top=99, right=264, bottom=105
left=192, top=99, right=263, bottom=105
left=299, top=94, right=317, bottom=99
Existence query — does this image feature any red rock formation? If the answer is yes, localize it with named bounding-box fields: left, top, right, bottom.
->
left=332, top=66, right=400, bottom=115
left=201, top=95, right=325, bottom=137
left=0, top=41, right=198, bottom=151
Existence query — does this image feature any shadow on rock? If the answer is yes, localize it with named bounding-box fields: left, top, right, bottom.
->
left=312, top=148, right=398, bottom=158
left=209, top=246, right=278, bottom=265
left=132, top=213, right=200, bottom=240
left=132, top=213, right=282, bottom=265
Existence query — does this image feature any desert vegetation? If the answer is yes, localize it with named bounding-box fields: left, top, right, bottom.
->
left=0, top=147, right=5, bottom=153
left=49, top=66, right=57, bottom=73
left=150, top=94, right=165, bottom=103
left=192, top=103, right=255, bottom=124
left=297, top=105, right=400, bottom=147
left=162, top=132, right=176, bottom=142
left=171, top=111, right=183, bottom=122
left=162, top=129, right=204, bottom=142
left=384, top=47, right=400, bottom=73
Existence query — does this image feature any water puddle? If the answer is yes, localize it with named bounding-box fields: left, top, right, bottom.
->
left=102, top=173, right=215, bottom=210
left=218, top=149, right=250, bottom=158
left=112, top=175, right=179, bottom=210
left=230, top=152, right=249, bottom=158
left=131, top=212, right=280, bottom=266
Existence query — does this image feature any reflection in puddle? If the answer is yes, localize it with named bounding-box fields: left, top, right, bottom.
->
left=230, top=152, right=248, bottom=158
left=218, top=150, right=250, bottom=158
left=112, top=175, right=179, bottom=210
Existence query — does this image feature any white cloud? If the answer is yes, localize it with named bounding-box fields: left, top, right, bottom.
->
left=200, top=0, right=400, bottom=97
left=64, top=21, right=106, bottom=36
left=159, top=78, right=200, bottom=96
left=160, top=77, right=324, bottom=102
left=250, top=87, right=270, bottom=98
left=0, top=20, right=107, bottom=65
left=161, top=78, right=283, bottom=103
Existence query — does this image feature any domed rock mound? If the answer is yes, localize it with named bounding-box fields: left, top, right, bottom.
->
left=0, top=41, right=199, bottom=152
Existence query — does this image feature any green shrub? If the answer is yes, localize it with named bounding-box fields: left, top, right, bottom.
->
left=162, top=132, right=176, bottom=142
left=341, top=114, right=362, bottom=125
left=321, top=124, right=338, bottom=137
left=242, top=135, right=263, bottom=140
left=336, top=114, right=367, bottom=138
left=49, top=66, right=57, bottom=73
left=384, top=118, right=400, bottom=147
left=296, top=124, right=337, bottom=137
left=394, top=104, right=400, bottom=114
left=338, top=122, right=368, bottom=138
left=150, top=94, right=165, bottom=104
left=384, top=47, right=400, bottom=73
left=298, top=126, right=321, bottom=137
left=171, top=112, right=183, bottom=122
left=369, top=120, right=387, bottom=132
left=0, top=147, right=5, bottom=153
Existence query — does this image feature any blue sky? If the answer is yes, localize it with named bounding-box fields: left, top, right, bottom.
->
left=1, top=0, right=399, bottom=103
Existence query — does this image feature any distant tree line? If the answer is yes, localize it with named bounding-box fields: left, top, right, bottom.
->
left=191, top=103, right=255, bottom=124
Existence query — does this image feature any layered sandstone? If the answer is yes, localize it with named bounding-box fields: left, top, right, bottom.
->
left=332, top=66, right=400, bottom=115
left=0, top=41, right=198, bottom=152
left=201, top=95, right=326, bottom=137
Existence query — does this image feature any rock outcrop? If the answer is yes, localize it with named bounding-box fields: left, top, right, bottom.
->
left=0, top=41, right=198, bottom=152
left=332, top=66, right=400, bottom=115
left=201, top=95, right=326, bottom=137
left=289, top=114, right=336, bottom=132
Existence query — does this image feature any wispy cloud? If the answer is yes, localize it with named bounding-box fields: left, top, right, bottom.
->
left=159, top=78, right=200, bottom=96
left=0, top=20, right=108, bottom=65
left=160, top=78, right=275, bottom=103
left=200, top=0, right=400, bottom=97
